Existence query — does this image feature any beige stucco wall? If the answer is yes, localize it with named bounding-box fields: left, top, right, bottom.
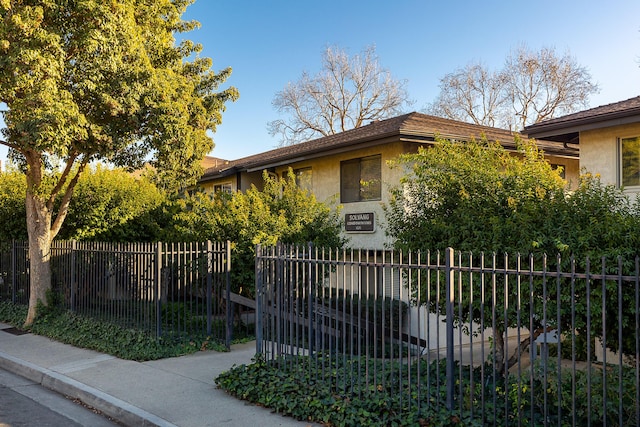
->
left=269, top=141, right=409, bottom=249
left=580, top=122, right=640, bottom=197
left=543, top=154, right=580, bottom=188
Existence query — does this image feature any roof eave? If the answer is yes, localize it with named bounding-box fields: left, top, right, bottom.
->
left=245, top=131, right=435, bottom=172
left=525, top=109, right=640, bottom=138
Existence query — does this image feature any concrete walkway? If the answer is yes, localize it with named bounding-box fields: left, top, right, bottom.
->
left=0, top=323, right=316, bottom=427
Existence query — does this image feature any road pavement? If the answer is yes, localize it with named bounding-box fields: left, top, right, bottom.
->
left=0, top=367, right=119, bottom=426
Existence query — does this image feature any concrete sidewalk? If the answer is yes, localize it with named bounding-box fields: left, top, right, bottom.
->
left=0, top=323, right=316, bottom=427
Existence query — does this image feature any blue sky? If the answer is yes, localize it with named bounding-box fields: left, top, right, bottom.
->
left=184, top=0, right=640, bottom=160
left=2, top=0, right=640, bottom=163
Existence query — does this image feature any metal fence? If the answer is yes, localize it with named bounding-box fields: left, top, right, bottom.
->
left=0, top=240, right=233, bottom=346
left=255, top=244, right=640, bottom=426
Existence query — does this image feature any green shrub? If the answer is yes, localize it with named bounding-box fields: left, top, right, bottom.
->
left=0, top=300, right=230, bottom=361
left=386, top=139, right=640, bottom=364
left=168, top=170, right=345, bottom=297
left=59, top=165, right=167, bottom=242
left=0, top=300, right=28, bottom=325
left=216, top=354, right=638, bottom=427
left=0, top=167, right=27, bottom=240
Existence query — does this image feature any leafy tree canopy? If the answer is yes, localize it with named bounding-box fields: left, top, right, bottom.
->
left=0, top=0, right=238, bottom=190
left=0, top=0, right=238, bottom=324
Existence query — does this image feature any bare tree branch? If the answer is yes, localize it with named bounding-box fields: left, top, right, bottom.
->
left=427, top=63, right=509, bottom=128
left=268, top=45, right=413, bottom=146
left=428, top=46, right=599, bottom=130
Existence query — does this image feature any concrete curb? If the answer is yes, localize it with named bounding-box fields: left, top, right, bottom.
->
left=0, top=351, right=176, bottom=427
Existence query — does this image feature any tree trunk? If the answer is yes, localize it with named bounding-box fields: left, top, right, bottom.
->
left=24, top=191, right=53, bottom=327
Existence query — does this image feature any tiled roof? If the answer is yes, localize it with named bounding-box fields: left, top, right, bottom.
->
left=201, top=156, right=229, bottom=169
left=201, top=112, right=577, bottom=180
left=524, top=96, right=640, bottom=134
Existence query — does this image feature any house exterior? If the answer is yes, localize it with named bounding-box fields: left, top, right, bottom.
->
left=200, top=112, right=580, bottom=249
left=525, top=96, right=640, bottom=197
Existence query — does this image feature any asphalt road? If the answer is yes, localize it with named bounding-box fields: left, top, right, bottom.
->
left=0, top=368, right=119, bottom=427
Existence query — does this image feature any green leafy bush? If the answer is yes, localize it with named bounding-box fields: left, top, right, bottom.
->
left=59, top=165, right=167, bottom=242
left=0, top=167, right=27, bottom=240
left=168, top=170, right=346, bottom=297
left=385, top=138, right=640, bottom=364
left=0, top=300, right=227, bottom=361
left=0, top=165, right=170, bottom=243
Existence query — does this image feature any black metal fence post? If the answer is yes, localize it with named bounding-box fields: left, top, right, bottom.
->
left=11, top=239, right=16, bottom=303
left=225, top=241, right=232, bottom=350
left=70, top=240, right=77, bottom=312
left=276, top=243, right=283, bottom=358
left=206, top=240, right=213, bottom=337
left=255, top=244, right=263, bottom=355
left=445, top=247, right=455, bottom=411
left=155, top=242, right=162, bottom=338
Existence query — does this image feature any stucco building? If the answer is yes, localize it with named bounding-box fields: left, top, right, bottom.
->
left=525, top=95, right=640, bottom=197
left=200, top=112, right=580, bottom=249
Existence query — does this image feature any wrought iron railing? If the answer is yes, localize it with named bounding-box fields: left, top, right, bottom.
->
left=256, top=244, right=640, bottom=426
left=0, top=240, right=234, bottom=347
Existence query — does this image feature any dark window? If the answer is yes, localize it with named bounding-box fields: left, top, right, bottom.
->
left=340, top=155, right=381, bottom=203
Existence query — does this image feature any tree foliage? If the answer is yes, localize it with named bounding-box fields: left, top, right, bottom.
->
left=385, top=137, right=567, bottom=255
left=168, top=170, right=346, bottom=296
left=0, top=165, right=27, bottom=240
left=427, top=45, right=599, bottom=130
left=385, top=138, right=640, bottom=371
left=58, top=165, right=167, bottom=242
left=0, top=0, right=238, bottom=324
left=0, top=165, right=169, bottom=242
left=268, top=45, right=413, bottom=146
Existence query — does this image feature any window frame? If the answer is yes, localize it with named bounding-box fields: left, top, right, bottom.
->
left=340, top=154, right=382, bottom=203
left=619, top=136, right=640, bottom=188
left=213, top=182, right=233, bottom=194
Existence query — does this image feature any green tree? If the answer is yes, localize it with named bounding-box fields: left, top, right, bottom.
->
left=0, top=165, right=27, bottom=240
left=0, top=0, right=238, bottom=325
left=58, top=165, right=166, bottom=242
left=385, top=137, right=568, bottom=372
left=170, top=170, right=346, bottom=297
left=385, top=138, right=640, bottom=370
